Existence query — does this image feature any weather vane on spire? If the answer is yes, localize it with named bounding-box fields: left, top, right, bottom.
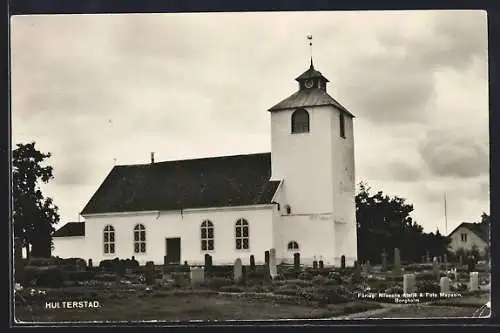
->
left=306, top=34, right=314, bottom=68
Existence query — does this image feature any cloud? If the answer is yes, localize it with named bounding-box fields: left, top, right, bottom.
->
left=418, top=128, right=489, bottom=179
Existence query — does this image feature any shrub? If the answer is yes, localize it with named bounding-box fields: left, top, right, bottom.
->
left=417, top=281, right=440, bottom=294
left=219, top=285, right=245, bottom=293
left=204, top=277, right=234, bottom=290
left=94, top=273, right=119, bottom=282
left=22, top=265, right=68, bottom=287
left=67, top=271, right=95, bottom=281
left=28, top=257, right=60, bottom=267
left=59, top=258, right=87, bottom=271
left=298, top=271, right=313, bottom=280
left=312, top=275, right=328, bottom=286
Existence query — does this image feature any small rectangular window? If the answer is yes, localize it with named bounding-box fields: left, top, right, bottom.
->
left=236, top=239, right=242, bottom=249
left=243, top=238, right=249, bottom=249
left=208, top=240, right=214, bottom=251
left=110, top=244, right=115, bottom=254
left=104, top=243, right=109, bottom=254
left=201, top=240, right=207, bottom=251
left=339, top=112, right=346, bottom=138
left=140, top=243, right=146, bottom=253
left=134, top=243, right=140, bottom=253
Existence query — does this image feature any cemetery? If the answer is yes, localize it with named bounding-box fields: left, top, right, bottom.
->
left=14, top=248, right=490, bottom=322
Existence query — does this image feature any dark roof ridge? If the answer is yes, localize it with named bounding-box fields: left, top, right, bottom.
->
left=116, top=151, right=272, bottom=168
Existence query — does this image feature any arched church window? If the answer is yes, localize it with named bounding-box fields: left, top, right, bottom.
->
left=291, top=109, right=310, bottom=133
left=287, top=241, right=299, bottom=251
left=133, top=224, right=146, bottom=253
left=201, top=220, right=214, bottom=251
left=103, top=225, right=115, bottom=254
left=235, top=218, right=249, bottom=250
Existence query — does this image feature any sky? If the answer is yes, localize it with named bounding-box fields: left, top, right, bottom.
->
left=10, top=10, right=489, bottom=234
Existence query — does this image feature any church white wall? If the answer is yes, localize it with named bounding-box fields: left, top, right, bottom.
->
left=270, top=106, right=335, bottom=215
left=82, top=206, right=274, bottom=266
left=52, top=236, right=86, bottom=259
left=270, top=105, right=358, bottom=265
left=331, top=111, right=357, bottom=265
left=278, top=215, right=336, bottom=266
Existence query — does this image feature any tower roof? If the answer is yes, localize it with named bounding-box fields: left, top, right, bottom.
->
left=268, top=87, right=354, bottom=116
left=295, top=60, right=330, bottom=82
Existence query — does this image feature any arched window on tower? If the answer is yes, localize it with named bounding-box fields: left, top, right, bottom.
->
left=287, top=241, right=299, bottom=251
left=291, top=109, right=310, bottom=134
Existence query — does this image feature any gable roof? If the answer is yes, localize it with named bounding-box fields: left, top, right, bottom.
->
left=81, top=152, right=280, bottom=215
left=53, top=222, right=85, bottom=237
left=268, top=87, right=355, bottom=117
left=448, top=222, right=490, bottom=243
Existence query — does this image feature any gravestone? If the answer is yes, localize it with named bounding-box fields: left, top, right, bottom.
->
left=88, top=259, right=93, bottom=270
left=265, top=251, right=270, bottom=266
left=145, top=261, right=155, bottom=285
left=233, top=258, right=243, bottom=282
left=269, top=248, right=277, bottom=279
left=204, top=254, right=212, bottom=276
left=365, top=260, right=372, bottom=273
left=294, top=253, right=301, bottom=277
left=469, top=272, right=479, bottom=292
left=433, top=257, right=440, bottom=279
left=440, top=277, right=450, bottom=293
left=341, top=255, right=346, bottom=269
left=393, top=248, right=401, bottom=275
left=313, top=260, right=318, bottom=270
left=467, top=256, right=476, bottom=272
left=249, top=255, right=256, bottom=272
left=381, top=251, right=388, bottom=272
left=190, top=266, right=205, bottom=285
left=319, top=260, right=324, bottom=269
left=352, top=260, right=361, bottom=282
left=164, top=255, right=167, bottom=266
left=403, top=273, right=416, bottom=294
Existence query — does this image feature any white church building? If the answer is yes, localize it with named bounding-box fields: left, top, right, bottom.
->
left=53, top=59, right=358, bottom=267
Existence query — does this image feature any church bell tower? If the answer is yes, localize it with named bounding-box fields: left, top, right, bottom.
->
left=267, top=38, right=358, bottom=266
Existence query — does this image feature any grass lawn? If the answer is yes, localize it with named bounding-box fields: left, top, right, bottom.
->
left=14, top=288, right=382, bottom=322
left=364, top=304, right=482, bottom=319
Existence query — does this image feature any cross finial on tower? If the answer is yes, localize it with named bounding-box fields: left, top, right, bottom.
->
left=306, top=35, right=314, bottom=68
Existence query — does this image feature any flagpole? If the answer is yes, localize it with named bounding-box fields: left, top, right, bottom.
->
left=444, top=192, right=448, bottom=235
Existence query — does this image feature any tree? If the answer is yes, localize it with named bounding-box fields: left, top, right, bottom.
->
left=355, top=182, right=451, bottom=263
left=13, top=142, right=60, bottom=258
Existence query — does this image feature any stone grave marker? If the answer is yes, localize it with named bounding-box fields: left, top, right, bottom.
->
left=381, top=251, right=388, bottom=272
left=433, top=257, right=440, bottom=279
left=393, top=248, right=402, bottom=275
left=469, top=272, right=479, bottom=292
left=190, top=266, right=205, bottom=285
left=250, top=255, right=256, bottom=272
left=269, top=248, right=277, bottom=279
left=403, top=273, right=416, bottom=294
left=88, top=259, right=93, bottom=270
left=265, top=251, right=270, bottom=266
left=440, top=276, right=450, bottom=293
left=313, top=260, right=318, bottom=270
left=319, top=260, right=324, bottom=269
left=353, top=260, right=361, bottom=282
left=145, top=261, right=155, bottom=285
left=341, top=255, right=346, bottom=269
left=294, top=253, right=301, bottom=277
left=233, top=258, right=243, bottom=282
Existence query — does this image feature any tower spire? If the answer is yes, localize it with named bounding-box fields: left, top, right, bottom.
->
left=307, top=35, right=314, bottom=68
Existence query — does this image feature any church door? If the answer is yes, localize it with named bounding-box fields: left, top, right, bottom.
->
left=165, top=237, right=181, bottom=264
